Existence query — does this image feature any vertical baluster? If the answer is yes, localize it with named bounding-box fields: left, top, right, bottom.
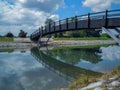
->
left=41, top=26, right=43, bottom=35
left=49, top=22, right=51, bottom=32
left=45, top=25, right=47, bottom=33
left=75, top=16, right=78, bottom=29
left=66, top=18, right=68, bottom=29
left=105, top=10, right=108, bottom=27
left=59, top=20, right=61, bottom=30
left=54, top=22, right=55, bottom=31
left=88, top=13, right=90, bottom=28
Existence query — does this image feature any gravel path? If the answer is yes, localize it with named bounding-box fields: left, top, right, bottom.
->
left=49, top=40, right=116, bottom=46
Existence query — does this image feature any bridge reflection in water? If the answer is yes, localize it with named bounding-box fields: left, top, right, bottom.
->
left=31, top=47, right=102, bottom=82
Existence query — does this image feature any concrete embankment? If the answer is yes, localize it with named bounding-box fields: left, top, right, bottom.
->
left=0, top=38, right=37, bottom=49
left=0, top=40, right=116, bottom=48
left=49, top=40, right=116, bottom=46
left=0, top=37, right=116, bottom=48
left=0, top=42, right=37, bottom=49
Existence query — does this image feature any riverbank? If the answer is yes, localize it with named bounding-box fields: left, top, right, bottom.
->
left=0, top=40, right=116, bottom=49
left=65, top=66, right=120, bottom=90
left=49, top=40, right=116, bottom=47
left=0, top=38, right=36, bottom=49
left=0, top=42, right=37, bottom=49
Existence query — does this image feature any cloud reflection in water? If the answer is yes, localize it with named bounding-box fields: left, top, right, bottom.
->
left=0, top=51, right=68, bottom=90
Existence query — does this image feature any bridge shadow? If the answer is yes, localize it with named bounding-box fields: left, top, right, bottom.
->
left=31, top=47, right=102, bottom=81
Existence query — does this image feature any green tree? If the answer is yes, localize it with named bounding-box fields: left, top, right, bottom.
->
left=67, top=31, right=82, bottom=37
left=5, top=32, right=14, bottom=37
left=85, top=29, right=101, bottom=37
left=18, top=30, right=27, bottom=38
left=45, top=18, right=54, bottom=25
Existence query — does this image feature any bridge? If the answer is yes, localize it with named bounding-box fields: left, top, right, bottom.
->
left=30, top=9, right=120, bottom=44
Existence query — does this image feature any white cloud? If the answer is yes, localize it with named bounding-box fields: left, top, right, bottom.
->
left=99, top=46, right=120, bottom=60
left=82, top=0, right=120, bottom=12
left=49, top=14, right=59, bottom=21
left=0, top=0, right=63, bottom=36
left=21, top=0, right=63, bottom=13
left=18, top=0, right=27, bottom=3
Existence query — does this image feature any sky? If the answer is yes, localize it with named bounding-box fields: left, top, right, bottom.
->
left=0, top=0, right=120, bottom=36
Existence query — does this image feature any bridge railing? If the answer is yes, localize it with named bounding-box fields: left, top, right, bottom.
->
left=31, top=9, right=120, bottom=40
left=107, top=10, right=120, bottom=18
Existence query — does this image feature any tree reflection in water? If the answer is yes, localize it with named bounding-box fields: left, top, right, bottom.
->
left=43, top=47, right=102, bottom=65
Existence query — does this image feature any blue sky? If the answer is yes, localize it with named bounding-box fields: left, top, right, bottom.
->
left=54, top=0, right=90, bottom=19
left=0, top=0, right=120, bottom=36
left=55, top=0, right=120, bottom=19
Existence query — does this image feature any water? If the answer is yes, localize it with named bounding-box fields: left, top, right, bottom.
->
left=45, top=45, right=120, bottom=73
left=0, top=45, right=120, bottom=90
left=0, top=49, right=69, bottom=90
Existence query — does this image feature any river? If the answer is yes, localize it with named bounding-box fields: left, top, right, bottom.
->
left=0, top=45, right=120, bottom=90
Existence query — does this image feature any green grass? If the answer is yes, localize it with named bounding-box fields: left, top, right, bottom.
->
left=0, top=49, right=14, bottom=53
left=67, top=75, right=100, bottom=90
left=54, top=37, right=112, bottom=40
left=102, top=66, right=120, bottom=80
left=0, top=37, right=13, bottom=42
left=67, top=66, right=120, bottom=90
left=53, top=44, right=112, bottom=50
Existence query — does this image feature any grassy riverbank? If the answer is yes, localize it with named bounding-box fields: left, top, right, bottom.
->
left=0, top=49, right=14, bottom=53
left=54, top=37, right=111, bottom=41
left=53, top=44, right=111, bottom=50
left=67, top=66, right=120, bottom=90
left=0, top=37, right=13, bottom=42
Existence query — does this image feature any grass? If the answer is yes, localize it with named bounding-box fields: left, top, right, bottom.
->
left=67, top=66, right=120, bottom=90
left=67, top=75, right=99, bottom=90
left=0, top=49, right=14, bottom=53
left=54, top=37, right=112, bottom=40
left=0, top=37, right=13, bottom=42
left=102, top=66, right=120, bottom=80
left=53, top=44, right=113, bottom=50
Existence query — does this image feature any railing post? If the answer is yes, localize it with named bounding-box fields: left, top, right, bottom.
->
left=88, top=13, right=90, bottom=28
left=59, top=20, right=61, bottom=30
left=41, top=29, right=43, bottom=35
left=39, top=27, right=41, bottom=34
left=75, top=16, right=77, bottom=29
left=66, top=18, right=68, bottom=29
left=49, top=22, right=51, bottom=32
left=105, top=10, right=108, bottom=27
left=41, top=26, right=43, bottom=34
left=44, top=25, right=47, bottom=33
left=54, top=22, right=55, bottom=31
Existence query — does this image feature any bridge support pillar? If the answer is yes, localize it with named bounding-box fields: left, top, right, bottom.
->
left=102, top=27, right=120, bottom=45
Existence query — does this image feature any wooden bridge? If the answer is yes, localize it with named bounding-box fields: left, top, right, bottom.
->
left=30, top=9, right=120, bottom=44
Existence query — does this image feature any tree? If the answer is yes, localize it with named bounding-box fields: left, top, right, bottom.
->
left=18, top=30, right=27, bottom=38
left=45, top=18, right=54, bottom=25
left=66, top=30, right=84, bottom=37
left=5, top=32, right=14, bottom=37
left=85, top=29, right=101, bottom=37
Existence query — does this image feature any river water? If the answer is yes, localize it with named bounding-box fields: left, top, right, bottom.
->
left=0, top=45, right=120, bottom=90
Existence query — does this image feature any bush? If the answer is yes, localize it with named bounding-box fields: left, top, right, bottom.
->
left=18, top=30, right=27, bottom=38
left=5, top=32, right=14, bottom=37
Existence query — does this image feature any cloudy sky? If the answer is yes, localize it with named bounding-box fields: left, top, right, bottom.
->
left=0, top=0, right=120, bottom=36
